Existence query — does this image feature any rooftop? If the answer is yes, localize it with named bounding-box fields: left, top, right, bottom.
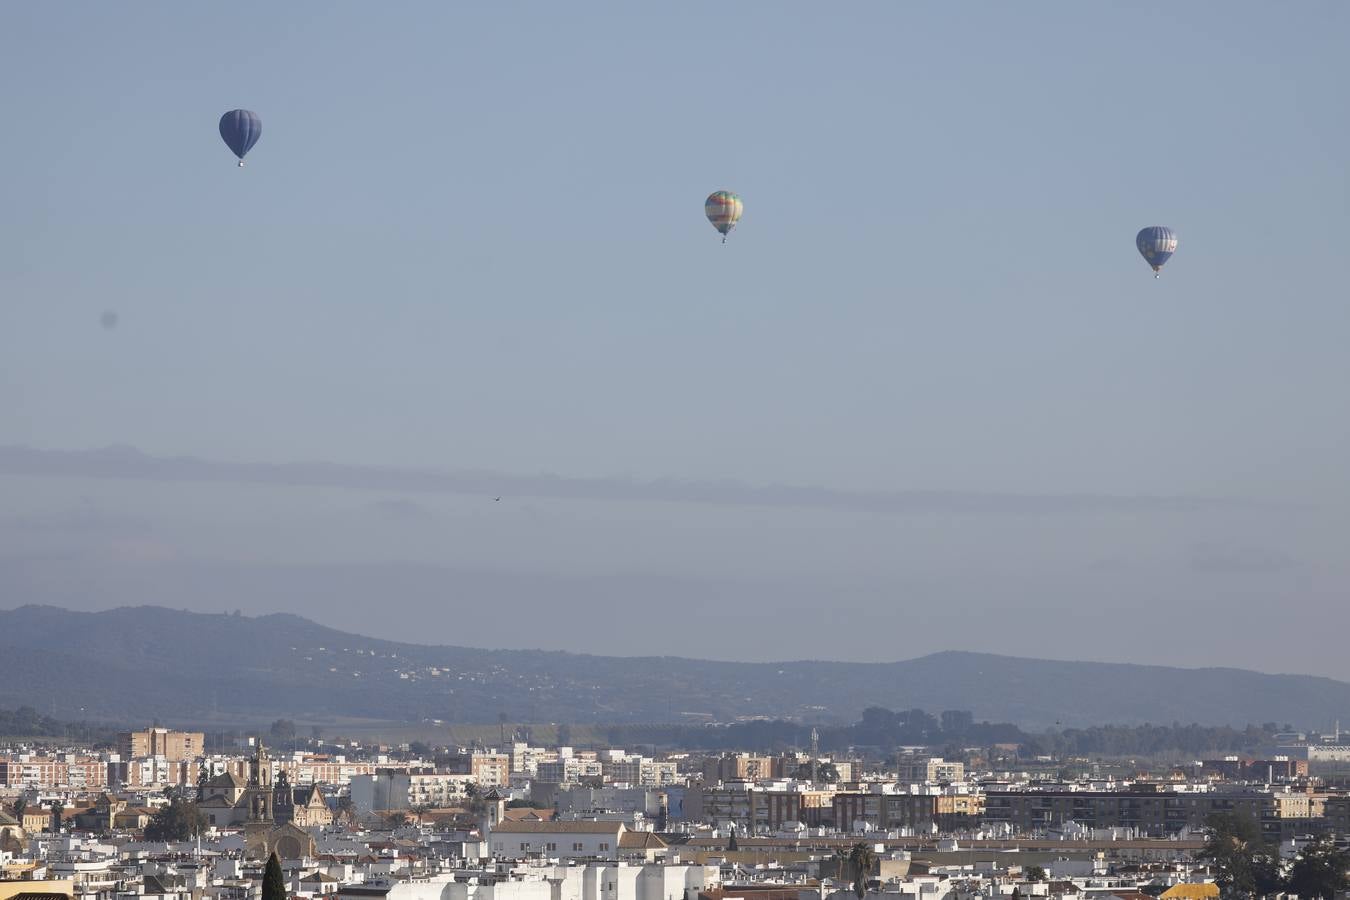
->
left=490, top=821, right=624, bottom=835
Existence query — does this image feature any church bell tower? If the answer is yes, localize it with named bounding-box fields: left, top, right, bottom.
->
left=245, top=740, right=274, bottom=824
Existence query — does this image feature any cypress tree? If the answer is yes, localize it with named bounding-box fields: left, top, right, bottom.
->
left=262, top=851, right=286, bottom=900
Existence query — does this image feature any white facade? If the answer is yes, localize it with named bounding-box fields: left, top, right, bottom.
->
left=346, top=876, right=551, bottom=900
left=338, top=864, right=715, bottom=900
left=1294, top=744, right=1350, bottom=762
left=551, top=787, right=664, bottom=818
left=510, top=744, right=554, bottom=777
left=489, top=824, right=624, bottom=861
left=553, top=863, right=715, bottom=900
left=351, top=772, right=476, bottom=812
left=536, top=759, right=605, bottom=785
left=602, top=760, right=679, bottom=788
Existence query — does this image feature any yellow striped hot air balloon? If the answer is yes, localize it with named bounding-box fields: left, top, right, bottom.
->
left=705, top=190, right=743, bottom=243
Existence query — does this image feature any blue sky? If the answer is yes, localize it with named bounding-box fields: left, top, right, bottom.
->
left=3, top=3, right=1349, bottom=678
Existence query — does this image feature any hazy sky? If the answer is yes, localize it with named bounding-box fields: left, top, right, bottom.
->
left=3, top=3, right=1349, bottom=675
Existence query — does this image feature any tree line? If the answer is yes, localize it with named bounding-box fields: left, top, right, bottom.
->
left=1021, top=722, right=1280, bottom=758
left=586, top=708, right=1281, bottom=757
left=0, top=706, right=116, bottom=744
left=1200, top=813, right=1349, bottom=900
left=0, top=704, right=1287, bottom=760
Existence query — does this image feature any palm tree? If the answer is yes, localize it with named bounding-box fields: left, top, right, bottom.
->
left=848, top=842, right=877, bottom=900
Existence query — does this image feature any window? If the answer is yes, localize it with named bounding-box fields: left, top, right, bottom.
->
left=573, top=842, right=583, bottom=851
left=600, top=842, right=610, bottom=851
left=547, top=843, right=557, bottom=852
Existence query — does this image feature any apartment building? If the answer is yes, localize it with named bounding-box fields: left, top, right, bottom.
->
left=118, top=729, right=204, bottom=763
left=536, top=757, right=605, bottom=785
left=335, top=862, right=715, bottom=900
left=983, top=787, right=1318, bottom=839
left=509, top=743, right=553, bottom=776
left=1245, top=759, right=1310, bottom=780
left=487, top=820, right=657, bottom=862
left=603, top=758, right=679, bottom=787
left=471, top=753, right=511, bottom=787
left=1199, top=758, right=1310, bottom=781
left=349, top=770, right=476, bottom=811
left=442, top=750, right=510, bottom=786
left=684, top=783, right=835, bottom=830
left=1284, top=745, right=1350, bottom=762
left=895, top=757, right=965, bottom=784
left=700, top=755, right=776, bottom=784
left=108, top=755, right=194, bottom=788
left=833, top=790, right=984, bottom=831
left=288, top=759, right=380, bottom=785
left=1317, top=795, right=1350, bottom=833
left=541, top=786, right=667, bottom=818
left=0, top=755, right=107, bottom=789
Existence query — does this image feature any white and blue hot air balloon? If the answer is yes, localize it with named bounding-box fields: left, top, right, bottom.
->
left=1136, top=226, right=1178, bottom=278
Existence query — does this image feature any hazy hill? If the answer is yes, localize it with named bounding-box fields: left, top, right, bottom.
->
left=0, top=605, right=1343, bottom=730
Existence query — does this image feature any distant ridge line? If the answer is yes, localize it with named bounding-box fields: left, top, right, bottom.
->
left=0, top=604, right=1344, bottom=731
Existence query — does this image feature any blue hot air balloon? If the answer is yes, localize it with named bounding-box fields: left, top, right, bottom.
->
left=1136, top=226, right=1177, bottom=278
left=219, top=109, right=262, bottom=167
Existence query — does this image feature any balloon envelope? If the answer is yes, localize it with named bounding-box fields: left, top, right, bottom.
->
left=219, top=109, right=262, bottom=161
left=1136, top=226, right=1177, bottom=272
left=705, top=191, right=743, bottom=237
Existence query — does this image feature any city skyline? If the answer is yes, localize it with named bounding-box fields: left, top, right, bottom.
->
left=5, top=5, right=1350, bottom=899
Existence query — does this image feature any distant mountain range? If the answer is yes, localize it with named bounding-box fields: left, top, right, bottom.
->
left=0, top=605, right=1343, bottom=731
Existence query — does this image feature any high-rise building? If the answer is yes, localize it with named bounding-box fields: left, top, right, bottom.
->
left=895, top=757, right=964, bottom=784
left=118, top=728, right=204, bottom=763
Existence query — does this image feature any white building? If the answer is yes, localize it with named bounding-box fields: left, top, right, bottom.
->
left=536, top=758, right=605, bottom=785
left=602, top=759, right=679, bottom=788
left=894, top=758, right=965, bottom=784
left=337, top=863, right=716, bottom=900
left=340, top=876, right=551, bottom=900
left=544, top=786, right=665, bottom=819
left=487, top=821, right=670, bottom=862
left=1287, top=744, right=1350, bottom=762
left=350, top=771, right=476, bottom=812
left=509, top=744, right=555, bottom=777
left=549, top=862, right=717, bottom=900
